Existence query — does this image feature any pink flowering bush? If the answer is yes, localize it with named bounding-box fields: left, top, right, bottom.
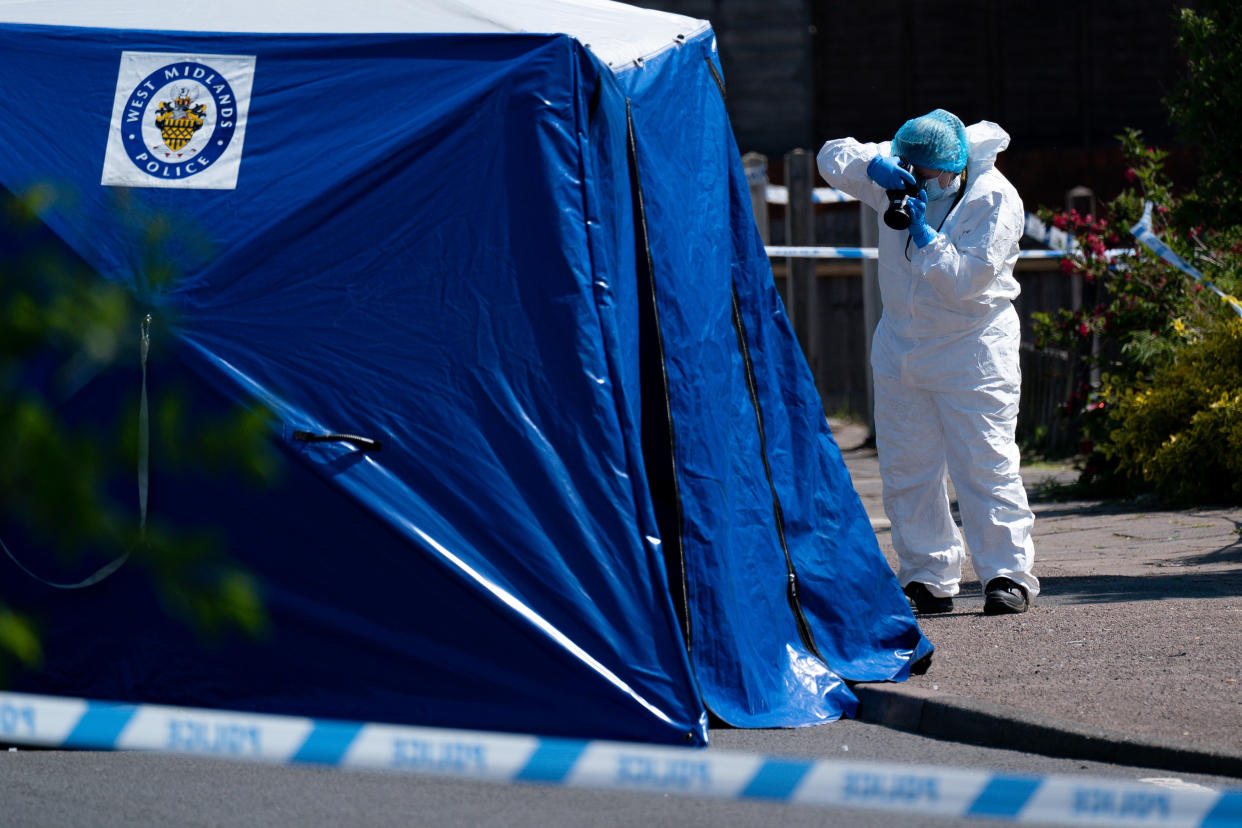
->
left=1031, top=130, right=1242, bottom=500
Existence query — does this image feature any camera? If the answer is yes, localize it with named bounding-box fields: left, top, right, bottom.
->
left=882, top=158, right=922, bottom=230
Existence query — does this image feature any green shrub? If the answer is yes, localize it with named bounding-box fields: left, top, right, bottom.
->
left=1102, top=318, right=1242, bottom=502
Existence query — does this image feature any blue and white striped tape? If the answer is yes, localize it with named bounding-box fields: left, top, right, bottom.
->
left=766, top=204, right=1131, bottom=260
left=1025, top=212, right=1079, bottom=254
left=762, top=188, right=1095, bottom=258
left=1130, top=201, right=1242, bottom=318
left=2, top=691, right=1240, bottom=826
left=765, top=184, right=857, bottom=205
left=766, top=245, right=877, bottom=259
left=763, top=245, right=1128, bottom=260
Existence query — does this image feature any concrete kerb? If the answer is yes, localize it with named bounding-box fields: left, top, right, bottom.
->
left=852, top=683, right=1242, bottom=780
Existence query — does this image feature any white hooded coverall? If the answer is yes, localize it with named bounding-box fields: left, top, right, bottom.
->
left=816, top=121, right=1039, bottom=601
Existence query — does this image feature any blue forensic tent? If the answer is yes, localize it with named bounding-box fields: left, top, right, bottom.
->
left=0, top=0, right=931, bottom=746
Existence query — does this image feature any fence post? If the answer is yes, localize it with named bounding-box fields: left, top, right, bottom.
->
left=1065, top=185, right=1097, bottom=220
left=1066, top=185, right=1101, bottom=390
left=860, top=203, right=881, bottom=441
left=742, top=152, right=770, bottom=244
left=784, top=148, right=818, bottom=381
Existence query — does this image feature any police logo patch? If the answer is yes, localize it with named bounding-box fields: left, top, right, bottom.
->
left=103, top=52, right=256, bottom=190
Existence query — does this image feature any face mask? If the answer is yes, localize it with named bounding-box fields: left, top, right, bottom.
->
left=923, top=174, right=960, bottom=202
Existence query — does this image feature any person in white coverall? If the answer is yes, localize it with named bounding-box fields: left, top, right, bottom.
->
left=816, top=109, right=1039, bottom=615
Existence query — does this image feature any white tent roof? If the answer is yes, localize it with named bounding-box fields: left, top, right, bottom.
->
left=0, top=0, right=710, bottom=69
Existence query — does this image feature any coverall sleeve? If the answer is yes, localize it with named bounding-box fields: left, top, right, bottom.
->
left=816, top=138, right=889, bottom=213
left=913, top=184, right=1024, bottom=303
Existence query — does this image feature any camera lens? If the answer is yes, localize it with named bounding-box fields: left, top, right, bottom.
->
left=884, top=197, right=912, bottom=230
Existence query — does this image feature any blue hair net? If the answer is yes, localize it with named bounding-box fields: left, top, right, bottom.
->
left=891, top=109, right=968, bottom=172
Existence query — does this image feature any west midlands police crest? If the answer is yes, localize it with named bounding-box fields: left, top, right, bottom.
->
left=102, top=51, right=254, bottom=190
left=121, top=62, right=238, bottom=181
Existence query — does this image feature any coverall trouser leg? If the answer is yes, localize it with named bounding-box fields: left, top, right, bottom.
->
left=874, top=371, right=966, bottom=597
left=873, top=335, right=1039, bottom=600
left=934, top=382, right=1038, bottom=598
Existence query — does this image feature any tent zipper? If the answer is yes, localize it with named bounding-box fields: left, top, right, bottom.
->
left=703, top=50, right=822, bottom=661
left=728, top=285, right=824, bottom=662
left=625, top=100, right=693, bottom=655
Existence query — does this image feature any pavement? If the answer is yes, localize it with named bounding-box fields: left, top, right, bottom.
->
left=828, top=420, right=1242, bottom=779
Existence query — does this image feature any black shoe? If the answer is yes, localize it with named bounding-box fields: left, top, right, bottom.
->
left=984, top=577, right=1029, bottom=615
left=903, top=582, right=953, bottom=614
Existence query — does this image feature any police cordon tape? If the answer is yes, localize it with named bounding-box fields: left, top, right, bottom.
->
left=763, top=184, right=1108, bottom=257
left=762, top=185, right=1073, bottom=253
left=763, top=246, right=1133, bottom=260
left=2, top=691, right=1240, bottom=826
left=766, top=245, right=878, bottom=259
left=765, top=184, right=857, bottom=205
left=1131, top=201, right=1242, bottom=319
left=1024, top=212, right=1079, bottom=254
left=765, top=190, right=1242, bottom=319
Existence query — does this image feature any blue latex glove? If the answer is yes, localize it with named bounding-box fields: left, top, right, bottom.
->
left=866, top=154, right=917, bottom=191
left=907, top=190, right=937, bottom=248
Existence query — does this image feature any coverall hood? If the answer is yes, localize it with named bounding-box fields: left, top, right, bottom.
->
left=963, top=121, right=1010, bottom=179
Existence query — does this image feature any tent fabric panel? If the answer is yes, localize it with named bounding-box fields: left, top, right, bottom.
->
left=0, top=350, right=703, bottom=743
left=572, top=59, right=693, bottom=669
left=0, top=28, right=604, bottom=292
left=0, top=27, right=706, bottom=743
left=617, top=30, right=931, bottom=719
left=618, top=34, right=859, bottom=726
